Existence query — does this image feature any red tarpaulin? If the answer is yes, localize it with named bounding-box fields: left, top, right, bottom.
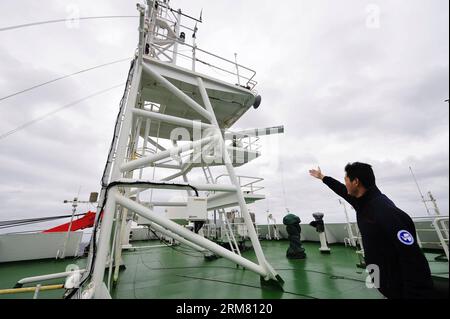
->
left=43, top=211, right=98, bottom=233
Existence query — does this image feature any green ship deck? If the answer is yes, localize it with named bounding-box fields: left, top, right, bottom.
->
left=0, top=241, right=447, bottom=299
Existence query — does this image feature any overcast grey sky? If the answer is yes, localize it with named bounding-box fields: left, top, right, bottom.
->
left=0, top=0, right=448, bottom=231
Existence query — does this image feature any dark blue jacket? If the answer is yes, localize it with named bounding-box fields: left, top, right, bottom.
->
left=323, top=176, right=434, bottom=298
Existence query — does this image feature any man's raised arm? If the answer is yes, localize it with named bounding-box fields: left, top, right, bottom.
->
left=309, top=167, right=357, bottom=208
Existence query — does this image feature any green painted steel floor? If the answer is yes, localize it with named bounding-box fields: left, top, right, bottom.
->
left=0, top=240, right=447, bottom=299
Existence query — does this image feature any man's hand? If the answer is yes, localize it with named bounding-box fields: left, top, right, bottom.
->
left=309, top=167, right=325, bottom=180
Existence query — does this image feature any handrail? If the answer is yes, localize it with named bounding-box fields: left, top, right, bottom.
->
left=151, top=42, right=256, bottom=83
left=215, top=174, right=264, bottom=194
left=150, top=32, right=256, bottom=78
left=0, top=284, right=64, bottom=296
left=413, top=215, right=449, bottom=220
left=16, top=269, right=86, bottom=287
left=148, top=34, right=257, bottom=89
left=433, top=217, right=449, bottom=260
left=414, top=216, right=449, bottom=251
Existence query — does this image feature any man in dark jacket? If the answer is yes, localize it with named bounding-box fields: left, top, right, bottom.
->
left=309, top=162, right=434, bottom=299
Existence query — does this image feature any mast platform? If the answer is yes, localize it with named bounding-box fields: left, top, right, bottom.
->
left=140, top=58, right=258, bottom=140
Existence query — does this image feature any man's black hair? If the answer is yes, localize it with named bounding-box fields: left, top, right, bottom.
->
left=345, top=162, right=376, bottom=188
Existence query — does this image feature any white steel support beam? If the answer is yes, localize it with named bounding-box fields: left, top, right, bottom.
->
left=172, top=10, right=181, bottom=64
left=129, top=175, right=235, bottom=197
left=137, top=5, right=146, bottom=62
left=85, top=2, right=283, bottom=300
left=147, top=222, right=208, bottom=253
left=142, top=63, right=213, bottom=122
left=196, top=76, right=280, bottom=281
left=17, top=270, right=86, bottom=286
left=115, top=194, right=267, bottom=277
left=161, top=166, right=193, bottom=182
left=147, top=136, right=166, bottom=152
left=115, top=179, right=237, bottom=193
left=224, top=126, right=285, bottom=139
left=89, top=7, right=146, bottom=297
left=153, top=164, right=181, bottom=169
left=141, top=201, right=187, bottom=207
left=113, top=207, right=128, bottom=283
left=132, top=109, right=214, bottom=131
left=92, top=188, right=118, bottom=298
left=137, top=119, right=152, bottom=201
left=154, top=45, right=173, bottom=61
left=161, top=140, right=216, bottom=182
left=120, top=135, right=217, bottom=173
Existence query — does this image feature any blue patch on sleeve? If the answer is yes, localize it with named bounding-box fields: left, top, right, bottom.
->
left=397, top=230, right=414, bottom=245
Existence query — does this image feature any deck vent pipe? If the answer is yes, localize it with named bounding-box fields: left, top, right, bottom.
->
left=311, top=213, right=331, bottom=254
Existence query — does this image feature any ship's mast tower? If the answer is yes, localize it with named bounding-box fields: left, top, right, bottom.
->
left=78, top=1, right=283, bottom=299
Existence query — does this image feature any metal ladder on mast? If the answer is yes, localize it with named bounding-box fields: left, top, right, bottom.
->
left=202, top=164, right=241, bottom=256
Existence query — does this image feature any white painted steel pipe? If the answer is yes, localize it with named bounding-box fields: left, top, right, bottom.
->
left=18, top=269, right=86, bottom=285
left=126, top=245, right=167, bottom=250
left=224, top=126, right=284, bottom=139
left=161, top=140, right=216, bottom=182
left=197, top=77, right=277, bottom=278
left=137, top=5, right=146, bottom=62
left=92, top=189, right=118, bottom=298
left=137, top=119, right=151, bottom=201
left=147, top=222, right=208, bottom=253
left=115, top=194, right=267, bottom=277
left=113, top=208, right=129, bottom=283
left=343, top=203, right=357, bottom=247
left=132, top=109, right=214, bottom=131
left=120, top=135, right=216, bottom=172
left=172, top=10, right=182, bottom=64
left=319, top=232, right=331, bottom=252
left=141, top=201, right=187, bottom=207
left=146, top=137, right=166, bottom=152
left=161, top=169, right=191, bottom=182
left=86, top=58, right=140, bottom=267
left=153, top=164, right=180, bottom=169
left=113, top=179, right=237, bottom=193
left=142, top=63, right=213, bottom=122
left=93, top=54, right=143, bottom=294
left=33, top=284, right=41, bottom=299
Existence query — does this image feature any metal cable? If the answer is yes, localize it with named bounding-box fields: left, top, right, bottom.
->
left=0, top=83, right=125, bottom=141
left=0, top=213, right=85, bottom=228
left=0, top=16, right=138, bottom=32
left=0, top=57, right=131, bottom=103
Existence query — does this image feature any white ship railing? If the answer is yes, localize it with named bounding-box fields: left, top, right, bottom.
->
left=0, top=283, right=64, bottom=299
left=413, top=216, right=449, bottom=256
left=0, top=269, right=85, bottom=298
left=146, top=2, right=258, bottom=90
left=204, top=222, right=258, bottom=242
left=215, top=174, right=264, bottom=194
left=432, top=217, right=449, bottom=260
left=149, top=40, right=258, bottom=90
